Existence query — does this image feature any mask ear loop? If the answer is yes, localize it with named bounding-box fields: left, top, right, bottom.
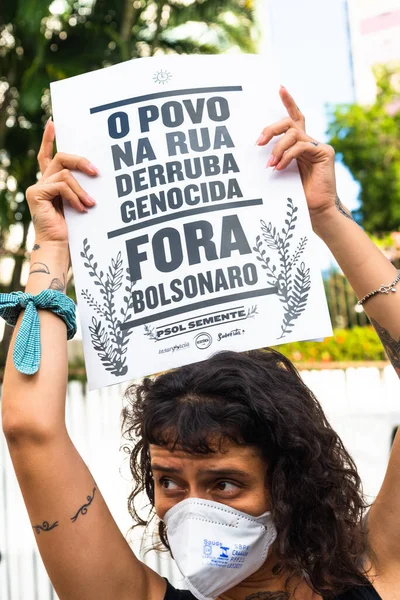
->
left=135, top=508, right=160, bottom=560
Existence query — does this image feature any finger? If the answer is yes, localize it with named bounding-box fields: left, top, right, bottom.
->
left=28, top=181, right=88, bottom=213
left=256, top=117, right=294, bottom=146
left=37, top=118, right=55, bottom=174
left=273, top=141, right=318, bottom=171
left=45, top=169, right=96, bottom=207
left=266, top=127, right=300, bottom=168
left=279, top=85, right=305, bottom=128
left=44, top=152, right=98, bottom=178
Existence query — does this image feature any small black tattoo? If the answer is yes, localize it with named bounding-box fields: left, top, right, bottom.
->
left=32, top=520, right=59, bottom=535
left=30, top=262, right=50, bottom=274
left=71, top=487, right=97, bottom=523
left=310, top=141, right=319, bottom=147
left=48, top=273, right=66, bottom=292
left=245, top=592, right=289, bottom=600
left=33, top=244, right=40, bottom=251
left=370, top=318, right=400, bottom=369
left=335, top=195, right=354, bottom=220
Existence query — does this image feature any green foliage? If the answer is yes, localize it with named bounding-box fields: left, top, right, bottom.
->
left=327, top=64, right=400, bottom=232
left=0, top=0, right=256, bottom=238
left=273, top=325, right=387, bottom=363
left=0, top=0, right=256, bottom=363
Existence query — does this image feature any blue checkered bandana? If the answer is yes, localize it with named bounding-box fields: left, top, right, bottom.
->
left=0, top=290, right=76, bottom=375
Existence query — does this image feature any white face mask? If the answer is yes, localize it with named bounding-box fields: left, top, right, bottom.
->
left=163, top=498, right=277, bottom=600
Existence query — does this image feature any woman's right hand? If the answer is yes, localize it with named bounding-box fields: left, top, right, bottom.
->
left=26, top=119, right=98, bottom=243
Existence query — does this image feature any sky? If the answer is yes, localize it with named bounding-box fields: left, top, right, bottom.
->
left=257, top=0, right=361, bottom=269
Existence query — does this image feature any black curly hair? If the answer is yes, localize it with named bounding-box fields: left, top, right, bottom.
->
left=122, top=349, right=371, bottom=597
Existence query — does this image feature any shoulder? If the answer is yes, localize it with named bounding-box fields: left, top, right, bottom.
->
left=163, top=579, right=197, bottom=600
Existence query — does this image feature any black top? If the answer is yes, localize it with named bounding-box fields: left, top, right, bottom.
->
left=163, top=579, right=382, bottom=600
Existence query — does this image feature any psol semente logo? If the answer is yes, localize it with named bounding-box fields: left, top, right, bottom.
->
left=194, top=332, right=212, bottom=350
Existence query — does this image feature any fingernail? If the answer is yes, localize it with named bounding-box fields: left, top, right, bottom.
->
left=88, top=163, right=99, bottom=175
left=267, top=154, right=276, bottom=167
left=86, top=195, right=96, bottom=206
left=256, top=133, right=265, bottom=145
left=274, top=162, right=282, bottom=171
left=45, top=116, right=52, bottom=128
left=280, top=85, right=286, bottom=91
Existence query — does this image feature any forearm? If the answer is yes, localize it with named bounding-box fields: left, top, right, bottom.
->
left=312, top=205, right=400, bottom=374
left=1, top=241, right=160, bottom=599
left=2, top=241, right=71, bottom=440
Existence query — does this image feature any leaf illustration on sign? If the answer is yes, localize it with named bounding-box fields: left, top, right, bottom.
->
left=246, top=305, right=258, bottom=319
left=253, top=198, right=311, bottom=339
left=80, top=238, right=136, bottom=376
left=144, top=324, right=158, bottom=341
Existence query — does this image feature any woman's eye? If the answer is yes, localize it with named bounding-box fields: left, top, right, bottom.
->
left=216, top=481, right=239, bottom=493
left=159, top=478, right=180, bottom=490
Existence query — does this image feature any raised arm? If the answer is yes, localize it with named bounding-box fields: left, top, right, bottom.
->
left=312, top=176, right=400, bottom=588
left=258, top=86, right=400, bottom=583
left=312, top=203, right=400, bottom=376
left=1, top=121, right=165, bottom=600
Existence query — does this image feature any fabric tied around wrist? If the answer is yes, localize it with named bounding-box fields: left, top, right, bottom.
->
left=0, top=290, right=76, bottom=375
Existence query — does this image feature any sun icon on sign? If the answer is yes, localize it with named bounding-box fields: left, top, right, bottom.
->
left=153, top=69, right=172, bottom=85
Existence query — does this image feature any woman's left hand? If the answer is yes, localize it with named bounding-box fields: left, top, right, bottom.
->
left=257, top=86, right=337, bottom=222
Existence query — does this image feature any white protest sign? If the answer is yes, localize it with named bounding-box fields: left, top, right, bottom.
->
left=50, top=55, right=332, bottom=391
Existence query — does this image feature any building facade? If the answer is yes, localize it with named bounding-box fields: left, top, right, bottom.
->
left=347, top=0, right=400, bottom=103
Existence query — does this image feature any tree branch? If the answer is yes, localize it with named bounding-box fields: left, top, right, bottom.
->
left=150, top=1, right=164, bottom=56
left=120, top=0, right=138, bottom=60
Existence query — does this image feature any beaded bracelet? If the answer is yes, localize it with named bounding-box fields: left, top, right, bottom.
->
left=0, top=290, right=76, bottom=375
left=357, top=270, right=400, bottom=306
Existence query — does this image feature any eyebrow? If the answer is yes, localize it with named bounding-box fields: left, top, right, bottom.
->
left=151, top=464, right=252, bottom=479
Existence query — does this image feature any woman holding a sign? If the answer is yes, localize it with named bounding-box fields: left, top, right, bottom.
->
left=2, top=86, right=399, bottom=600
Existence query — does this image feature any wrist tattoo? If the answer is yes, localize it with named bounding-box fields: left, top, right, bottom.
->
left=32, top=520, right=59, bottom=535
left=335, top=195, right=354, bottom=221
left=370, top=318, right=400, bottom=369
left=71, top=487, right=97, bottom=523
left=30, top=262, right=50, bottom=275
left=310, top=141, right=319, bottom=147
left=48, top=273, right=66, bottom=292
left=32, top=244, right=40, bottom=251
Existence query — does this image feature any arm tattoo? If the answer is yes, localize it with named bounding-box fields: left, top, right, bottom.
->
left=335, top=195, right=354, bottom=221
left=48, top=272, right=66, bottom=292
left=32, top=520, right=59, bottom=535
left=71, top=487, right=97, bottom=523
left=245, top=593, right=289, bottom=600
left=370, top=318, right=400, bottom=369
left=33, top=244, right=40, bottom=251
left=30, top=262, right=50, bottom=275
